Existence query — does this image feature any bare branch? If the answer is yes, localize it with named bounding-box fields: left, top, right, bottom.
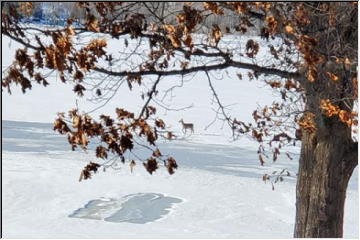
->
left=2, top=31, right=39, bottom=50
left=95, top=60, right=300, bottom=80
left=138, top=74, right=162, bottom=119
left=204, top=70, right=232, bottom=128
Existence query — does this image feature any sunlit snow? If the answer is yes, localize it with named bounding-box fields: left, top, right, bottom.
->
left=2, top=27, right=358, bottom=238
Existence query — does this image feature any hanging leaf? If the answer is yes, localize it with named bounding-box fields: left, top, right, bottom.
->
left=130, top=160, right=136, bottom=173
left=143, top=158, right=158, bottom=174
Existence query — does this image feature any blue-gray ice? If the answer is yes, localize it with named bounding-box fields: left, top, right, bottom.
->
left=69, top=193, right=182, bottom=224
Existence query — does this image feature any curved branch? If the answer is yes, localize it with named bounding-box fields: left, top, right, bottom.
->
left=94, top=60, right=300, bottom=80
left=3, top=21, right=300, bottom=80
left=2, top=31, right=40, bottom=50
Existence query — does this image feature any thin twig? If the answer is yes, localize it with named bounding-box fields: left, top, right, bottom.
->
left=138, top=74, right=162, bottom=119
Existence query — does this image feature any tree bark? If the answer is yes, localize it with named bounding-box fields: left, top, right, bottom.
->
left=294, top=102, right=358, bottom=237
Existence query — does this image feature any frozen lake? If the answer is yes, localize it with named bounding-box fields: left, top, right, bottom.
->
left=2, top=120, right=301, bottom=180
left=2, top=120, right=359, bottom=238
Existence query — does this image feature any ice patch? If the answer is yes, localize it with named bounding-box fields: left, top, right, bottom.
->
left=69, top=193, right=182, bottom=224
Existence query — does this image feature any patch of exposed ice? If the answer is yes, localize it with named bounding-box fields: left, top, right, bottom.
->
left=69, top=193, right=183, bottom=224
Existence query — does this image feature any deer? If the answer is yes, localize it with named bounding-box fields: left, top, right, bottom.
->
left=179, top=119, right=194, bottom=134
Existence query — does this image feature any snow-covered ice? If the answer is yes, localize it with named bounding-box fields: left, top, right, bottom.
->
left=2, top=120, right=358, bottom=238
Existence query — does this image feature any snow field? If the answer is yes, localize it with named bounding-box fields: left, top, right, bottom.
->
left=2, top=150, right=293, bottom=238
left=3, top=146, right=358, bottom=238
left=2, top=24, right=358, bottom=238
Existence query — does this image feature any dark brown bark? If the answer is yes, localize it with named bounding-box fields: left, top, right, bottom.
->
left=294, top=4, right=357, bottom=233
left=294, top=100, right=358, bottom=238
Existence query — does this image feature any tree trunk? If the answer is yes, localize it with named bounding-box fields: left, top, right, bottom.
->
left=294, top=104, right=358, bottom=237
